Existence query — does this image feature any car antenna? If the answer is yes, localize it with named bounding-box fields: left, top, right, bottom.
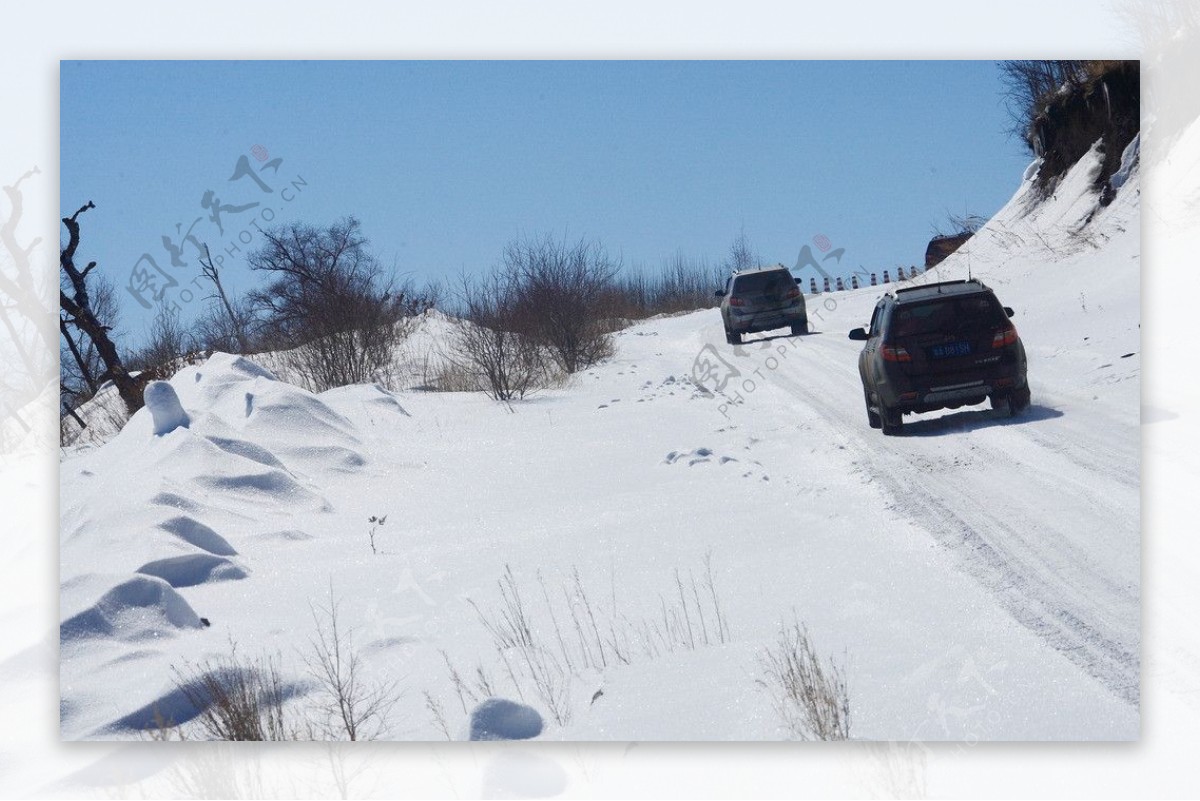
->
left=965, top=201, right=973, bottom=283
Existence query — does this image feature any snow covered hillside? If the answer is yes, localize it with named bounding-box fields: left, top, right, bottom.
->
left=59, top=143, right=1139, bottom=741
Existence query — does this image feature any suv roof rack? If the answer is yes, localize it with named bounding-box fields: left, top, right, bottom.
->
left=733, top=262, right=789, bottom=276
left=892, top=279, right=987, bottom=299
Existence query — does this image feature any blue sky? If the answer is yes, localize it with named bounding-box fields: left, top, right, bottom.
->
left=61, top=60, right=1032, bottom=342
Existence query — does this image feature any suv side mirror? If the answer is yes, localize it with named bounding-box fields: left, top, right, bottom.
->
left=1004, top=306, right=1015, bottom=317
left=714, top=289, right=726, bottom=298
left=848, top=327, right=869, bottom=341
left=794, top=277, right=802, bottom=285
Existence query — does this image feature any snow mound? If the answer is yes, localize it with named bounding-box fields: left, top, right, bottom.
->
left=469, top=698, right=544, bottom=741
left=319, top=383, right=412, bottom=417
left=135, top=554, right=248, bottom=587
left=202, top=435, right=289, bottom=470
left=191, top=352, right=278, bottom=383
left=157, top=515, right=238, bottom=556
left=60, top=575, right=203, bottom=642
left=105, top=666, right=307, bottom=735
left=193, top=468, right=330, bottom=510
left=144, top=381, right=190, bottom=435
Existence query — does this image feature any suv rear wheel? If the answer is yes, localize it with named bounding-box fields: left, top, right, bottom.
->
left=725, top=328, right=742, bottom=345
left=880, top=403, right=904, bottom=436
left=865, top=393, right=882, bottom=429
left=791, top=318, right=808, bottom=336
left=1011, top=385, right=1031, bottom=414
left=990, top=385, right=1031, bottom=417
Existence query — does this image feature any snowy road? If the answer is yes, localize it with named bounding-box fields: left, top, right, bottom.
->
left=698, top=314, right=1139, bottom=707
left=58, top=145, right=1140, bottom=740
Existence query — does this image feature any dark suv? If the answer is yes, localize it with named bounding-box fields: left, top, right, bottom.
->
left=848, top=279, right=1029, bottom=435
left=715, top=264, right=808, bottom=345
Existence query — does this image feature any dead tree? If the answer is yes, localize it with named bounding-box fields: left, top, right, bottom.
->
left=59, top=317, right=98, bottom=396
left=60, top=201, right=143, bottom=414
left=198, top=243, right=250, bottom=353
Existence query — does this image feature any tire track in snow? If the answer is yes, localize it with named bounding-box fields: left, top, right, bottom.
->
left=738, top=331, right=1140, bottom=706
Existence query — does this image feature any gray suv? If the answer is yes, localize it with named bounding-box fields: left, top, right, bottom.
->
left=715, top=264, right=808, bottom=345
left=848, top=279, right=1030, bottom=435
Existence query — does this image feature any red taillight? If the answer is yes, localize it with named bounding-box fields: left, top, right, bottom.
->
left=992, top=324, right=1018, bottom=348
left=729, top=296, right=745, bottom=307
left=786, top=287, right=801, bottom=299
left=881, top=345, right=912, bottom=362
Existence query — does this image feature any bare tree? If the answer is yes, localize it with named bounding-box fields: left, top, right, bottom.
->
left=723, top=229, right=759, bottom=275
left=61, top=272, right=123, bottom=407
left=247, top=217, right=427, bottom=391
left=196, top=243, right=253, bottom=353
left=60, top=201, right=143, bottom=414
left=128, top=306, right=194, bottom=377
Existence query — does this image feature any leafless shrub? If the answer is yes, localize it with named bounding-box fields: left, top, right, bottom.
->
left=999, top=60, right=1090, bottom=151
left=447, top=268, right=550, bottom=401
left=171, top=649, right=297, bottom=741
left=248, top=217, right=431, bottom=391
left=302, top=587, right=400, bottom=740
left=1000, top=60, right=1140, bottom=194
left=757, top=617, right=850, bottom=740
left=430, top=359, right=485, bottom=392
left=505, top=235, right=619, bottom=374
left=607, top=253, right=724, bottom=319
left=127, top=307, right=195, bottom=378
left=192, top=297, right=258, bottom=355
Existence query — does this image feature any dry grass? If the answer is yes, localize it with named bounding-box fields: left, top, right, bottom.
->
left=438, top=556, right=730, bottom=729
left=756, top=617, right=851, bottom=740
left=170, top=649, right=297, bottom=741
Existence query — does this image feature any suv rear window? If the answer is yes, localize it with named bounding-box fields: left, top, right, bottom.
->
left=887, top=295, right=1006, bottom=338
left=732, top=271, right=792, bottom=295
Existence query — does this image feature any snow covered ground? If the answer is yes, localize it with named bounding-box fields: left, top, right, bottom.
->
left=59, top=144, right=1139, bottom=741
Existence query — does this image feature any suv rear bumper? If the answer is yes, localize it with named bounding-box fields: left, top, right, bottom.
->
left=728, top=308, right=806, bottom=334
left=874, top=364, right=1027, bottom=414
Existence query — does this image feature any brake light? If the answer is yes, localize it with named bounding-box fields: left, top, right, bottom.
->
left=786, top=287, right=801, bottom=299
left=881, top=345, right=912, bottom=362
left=729, top=296, right=745, bottom=307
left=992, top=324, right=1018, bottom=348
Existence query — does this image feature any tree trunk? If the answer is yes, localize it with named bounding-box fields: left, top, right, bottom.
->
left=60, top=202, right=143, bottom=415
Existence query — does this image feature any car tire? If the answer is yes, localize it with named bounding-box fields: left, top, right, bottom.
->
left=726, top=329, right=743, bottom=345
left=989, top=393, right=1011, bottom=413
left=880, top=403, right=904, bottom=436
left=865, top=393, right=882, bottom=429
left=791, top=319, right=808, bottom=336
left=1010, top=385, right=1031, bottom=415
